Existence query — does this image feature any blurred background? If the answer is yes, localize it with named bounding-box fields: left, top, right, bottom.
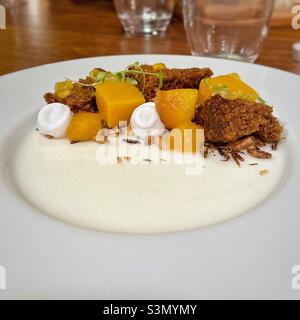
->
left=0, top=0, right=299, bottom=75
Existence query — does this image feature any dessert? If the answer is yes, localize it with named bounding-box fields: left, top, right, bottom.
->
left=10, top=60, right=287, bottom=233
left=40, top=62, right=283, bottom=165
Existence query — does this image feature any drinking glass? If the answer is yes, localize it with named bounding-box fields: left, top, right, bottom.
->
left=114, top=0, right=176, bottom=35
left=0, top=0, right=25, bottom=8
left=182, top=0, right=275, bottom=63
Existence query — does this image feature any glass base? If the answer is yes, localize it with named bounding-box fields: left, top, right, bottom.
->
left=122, top=24, right=165, bottom=35
left=118, top=12, right=172, bottom=35
left=191, top=52, right=258, bottom=64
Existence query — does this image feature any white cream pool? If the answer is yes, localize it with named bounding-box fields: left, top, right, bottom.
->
left=10, top=130, right=287, bottom=233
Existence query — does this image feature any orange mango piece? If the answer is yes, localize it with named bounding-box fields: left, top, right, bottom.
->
left=156, top=89, right=199, bottom=129
left=67, top=112, right=102, bottom=142
left=199, top=73, right=259, bottom=105
left=96, top=82, right=145, bottom=128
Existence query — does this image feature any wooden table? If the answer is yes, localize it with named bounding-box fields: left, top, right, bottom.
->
left=0, top=0, right=300, bottom=76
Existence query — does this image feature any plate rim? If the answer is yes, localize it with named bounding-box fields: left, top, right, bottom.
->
left=1, top=54, right=300, bottom=80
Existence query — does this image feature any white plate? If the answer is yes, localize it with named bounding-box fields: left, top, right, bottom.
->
left=0, top=55, right=300, bottom=299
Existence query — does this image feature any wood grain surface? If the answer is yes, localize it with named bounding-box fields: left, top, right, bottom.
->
left=0, top=0, right=299, bottom=76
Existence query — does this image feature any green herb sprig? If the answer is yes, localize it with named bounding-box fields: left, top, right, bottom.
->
left=257, top=96, right=266, bottom=104
left=68, top=62, right=164, bottom=93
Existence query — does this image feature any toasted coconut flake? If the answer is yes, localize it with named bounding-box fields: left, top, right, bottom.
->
left=98, top=126, right=120, bottom=138
left=123, top=138, right=141, bottom=144
left=111, top=126, right=120, bottom=136
left=204, top=143, right=215, bottom=158
left=231, top=152, right=241, bottom=167
left=271, top=142, right=278, bottom=151
left=95, top=132, right=109, bottom=144
left=234, top=152, right=244, bottom=162
left=247, top=146, right=272, bottom=159
left=218, top=147, right=230, bottom=161
left=117, top=156, right=123, bottom=164
left=260, top=169, right=269, bottom=176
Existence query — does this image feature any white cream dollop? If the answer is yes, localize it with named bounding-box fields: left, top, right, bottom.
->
left=130, top=102, right=165, bottom=138
left=37, top=103, right=72, bottom=138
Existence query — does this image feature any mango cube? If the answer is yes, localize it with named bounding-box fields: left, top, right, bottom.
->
left=156, top=89, right=199, bottom=129
left=199, top=73, right=259, bottom=105
left=66, top=112, right=102, bottom=142
left=96, top=82, right=145, bottom=128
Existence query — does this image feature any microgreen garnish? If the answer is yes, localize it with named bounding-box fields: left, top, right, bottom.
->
left=96, top=71, right=108, bottom=82
left=68, top=62, right=164, bottom=93
left=203, top=78, right=210, bottom=86
left=125, top=78, right=139, bottom=86
left=257, top=96, right=266, bottom=104
left=212, top=84, right=230, bottom=96
left=158, top=70, right=164, bottom=89
left=115, top=71, right=126, bottom=82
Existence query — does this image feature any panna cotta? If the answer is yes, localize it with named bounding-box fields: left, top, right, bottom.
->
left=10, top=130, right=287, bottom=234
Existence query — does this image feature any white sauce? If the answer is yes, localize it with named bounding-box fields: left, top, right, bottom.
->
left=10, top=130, right=287, bottom=234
